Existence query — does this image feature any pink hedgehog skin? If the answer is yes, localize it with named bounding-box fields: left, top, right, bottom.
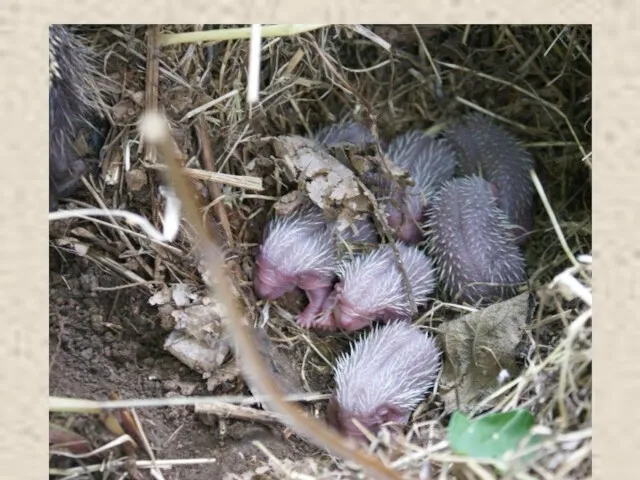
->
left=313, top=243, right=436, bottom=332
left=254, top=204, right=377, bottom=328
left=425, top=175, right=526, bottom=306
left=369, top=130, right=457, bottom=244
left=443, top=113, right=535, bottom=245
left=326, top=321, right=442, bottom=441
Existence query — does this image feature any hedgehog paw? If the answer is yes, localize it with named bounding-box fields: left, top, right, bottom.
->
left=295, top=314, right=316, bottom=330
left=314, top=317, right=337, bottom=331
left=296, top=306, right=325, bottom=329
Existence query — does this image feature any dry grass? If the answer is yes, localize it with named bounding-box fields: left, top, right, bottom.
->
left=49, top=24, right=592, bottom=479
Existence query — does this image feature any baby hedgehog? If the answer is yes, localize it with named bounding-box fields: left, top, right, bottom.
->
left=425, top=175, right=526, bottom=306
left=327, top=321, right=442, bottom=441
left=371, top=130, right=457, bottom=244
left=254, top=203, right=378, bottom=328
left=313, top=243, right=436, bottom=332
left=444, top=113, right=535, bottom=244
left=49, top=25, right=102, bottom=211
left=314, top=120, right=385, bottom=150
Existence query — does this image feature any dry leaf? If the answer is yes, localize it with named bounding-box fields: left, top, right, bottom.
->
left=110, top=98, right=138, bottom=122
left=206, top=362, right=241, bottom=392
left=171, top=282, right=197, bottom=307
left=437, top=292, right=534, bottom=414
left=125, top=169, right=148, bottom=192
left=148, top=285, right=172, bottom=306
left=273, top=190, right=305, bottom=216
left=164, top=330, right=229, bottom=374
left=171, top=304, right=228, bottom=348
left=163, top=302, right=232, bottom=374
left=270, top=135, right=369, bottom=214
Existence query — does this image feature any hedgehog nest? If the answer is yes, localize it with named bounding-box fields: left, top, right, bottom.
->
left=49, top=25, right=592, bottom=480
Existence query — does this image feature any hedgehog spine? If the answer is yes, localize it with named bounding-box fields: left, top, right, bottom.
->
left=49, top=25, right=104, bottom=210
left=424, top=175, right=526, bottom=304
left=260, top=205, right=338, bottom=279
left=337, top=243, right=436, bottom=319
left=314, top=120, right=380, bottom=150
left=333, top=321, right=442, bottom=416
left=443, top=113, right=534, bottom=242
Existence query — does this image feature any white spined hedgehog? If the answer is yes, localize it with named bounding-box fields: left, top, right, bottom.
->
left=254, top=203, right=378, bottom=328
left=371, top=130, right=457, bottom=244
left=443, top=113, right=535, bottom=245
left=326, top=321, right=442, bottom=441
left=425, top=175, right=526, bottom=306
left=313, top=243, right=437, bottom=332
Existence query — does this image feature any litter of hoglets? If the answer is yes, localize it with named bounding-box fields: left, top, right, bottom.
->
left=48, top=25, right=534, bottom=443
left=254, top=115, right=534, bottom=440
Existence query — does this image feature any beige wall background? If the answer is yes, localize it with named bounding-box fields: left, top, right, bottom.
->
left=0, top=7, right=612, bottom=479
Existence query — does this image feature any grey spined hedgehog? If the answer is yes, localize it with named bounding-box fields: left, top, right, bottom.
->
left=314, top=121, right=385, bottom=150
left=443, top=113, right=535, bottom=245
left=425, top=175, right=526, bottom=305
left=254, top=203, right=378, bottom=328
left=371, top=130, right=457, bottom=244
left=327, top=321, right=442, bottom=441
left=49, top=25, right=102, bottom=211
left=313, top=243, right=436, bottom=332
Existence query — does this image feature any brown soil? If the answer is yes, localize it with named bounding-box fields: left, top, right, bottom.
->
left=49, top=248, right=323, bottom=479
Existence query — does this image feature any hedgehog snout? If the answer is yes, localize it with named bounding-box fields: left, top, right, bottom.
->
left=329, top=404, right=378, bottom=441
left=333, top=405, right=406, bottom=441
left=396, top=218, right=423, bottom=244
left=375, top=403, right=410, bottom=425
left=253, top=257, right=295, bottom=300
left=384, top=202, right=423, bottom=244
left=340, top=416, right=377, bottom=441
left=326, top=395, right=374, bottom=441
left=385, top=203, right=404, bottom=231
left=333, top=295, right=372, bottom=332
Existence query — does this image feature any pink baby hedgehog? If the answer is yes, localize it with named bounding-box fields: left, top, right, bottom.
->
left=326, top=321, right=442, bottom=441
left=313, top=243, right=436, bottom=332
left=371, top=130, right=457, bottom=244
left=254, top=203, right=378, bottom=328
